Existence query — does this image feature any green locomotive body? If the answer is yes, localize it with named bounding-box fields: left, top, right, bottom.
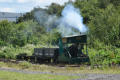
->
left=57, top=35, right=89, bottom=63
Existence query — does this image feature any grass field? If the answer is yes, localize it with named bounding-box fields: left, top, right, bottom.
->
left=0, top=70, right=80, bottom=80
left=0, top=61, right=120, bottom=74
left=0, top=61, right=120, bottom=80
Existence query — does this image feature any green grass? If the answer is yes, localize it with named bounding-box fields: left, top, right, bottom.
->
left=0, top=61, right=120, bottom=74
left=0, top=70, right=80, bottom=80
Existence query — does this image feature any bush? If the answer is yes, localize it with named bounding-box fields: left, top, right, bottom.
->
left=18, top=61, right=31, bottom=69
left=88, top=44, right=120, bottom=68
left=0, top=46, right=15, bottom=59
left=0, top=44, right=54, bottom=60
left=0, top=62, right=6, bottom=67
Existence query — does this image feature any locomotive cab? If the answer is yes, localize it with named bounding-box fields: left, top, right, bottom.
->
left=58, top=34, right=89, bottom=64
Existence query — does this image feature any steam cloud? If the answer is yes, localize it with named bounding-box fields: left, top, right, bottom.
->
left=34, top=4, right=88, bottom=37
left=34, top=10, right=58, bottom=31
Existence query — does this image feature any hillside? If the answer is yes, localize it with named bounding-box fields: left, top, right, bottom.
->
left=0, top=12, right=23, bottom=22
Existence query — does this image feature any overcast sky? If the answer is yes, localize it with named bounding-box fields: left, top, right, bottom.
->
left=0, top=0, right=75, bottom=13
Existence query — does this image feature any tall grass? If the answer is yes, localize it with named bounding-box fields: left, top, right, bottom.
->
left=88, top=40, right=120, bottom=68
left=0, top=44, right=57, bottom=59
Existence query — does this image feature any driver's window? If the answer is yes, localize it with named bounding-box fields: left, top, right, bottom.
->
left=63, top=44, right=73, bottom=48
left=78, top=44, right=84, bottom=49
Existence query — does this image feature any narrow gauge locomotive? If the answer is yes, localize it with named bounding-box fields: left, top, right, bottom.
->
left=17, top=35, right=89, bottom=64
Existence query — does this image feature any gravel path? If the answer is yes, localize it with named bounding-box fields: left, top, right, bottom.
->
left=0, top=68, right=120, bottom=80
left=73, top=74, right=120, bottom=80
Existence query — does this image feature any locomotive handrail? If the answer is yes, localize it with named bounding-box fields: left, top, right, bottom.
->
left=65, top=48, right=72, bottom=58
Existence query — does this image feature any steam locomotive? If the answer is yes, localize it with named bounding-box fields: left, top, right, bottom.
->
left=17, top=34, right=89, bottom=64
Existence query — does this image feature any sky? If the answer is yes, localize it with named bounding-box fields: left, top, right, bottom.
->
left=0, top=0, right=75, bottom=13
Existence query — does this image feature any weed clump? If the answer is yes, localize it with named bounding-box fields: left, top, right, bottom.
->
left=18, top=61, right=31, bottom=69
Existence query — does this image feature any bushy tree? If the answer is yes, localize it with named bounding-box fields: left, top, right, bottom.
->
left=74, top=0, right=120, bottom=47
left=0, top=20, right=15, bottom=45
left=47, top=3, right=64, bottom=16
left=17, top=12, right=34, bottom=23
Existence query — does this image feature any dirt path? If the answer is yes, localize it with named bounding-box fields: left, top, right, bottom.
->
left=0, top=68, right=120, bottom=80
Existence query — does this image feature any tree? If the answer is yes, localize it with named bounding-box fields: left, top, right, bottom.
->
left=47, top=3, right=64, bottom=16
left=74, top=0, right=120, bottom=47
left=0, top=20, right=15, bottom=44
left=17, top=12, right=34, bottom=23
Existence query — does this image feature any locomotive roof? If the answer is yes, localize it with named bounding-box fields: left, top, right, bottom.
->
left=62, top=34, right=86, bottom=38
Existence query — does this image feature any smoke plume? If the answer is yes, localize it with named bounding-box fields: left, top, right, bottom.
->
left=58, top=4, right=88, bottom=36
left=34, top=10, right=58, bottom=31
left=34, top=4, right=88, bottom=37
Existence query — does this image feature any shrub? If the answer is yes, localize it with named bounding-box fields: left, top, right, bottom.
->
left=0, top=62, right=6, bottom=67
left=88, top=44, right=120, bottom=68
left=18, top=61, right=31, bottom=69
